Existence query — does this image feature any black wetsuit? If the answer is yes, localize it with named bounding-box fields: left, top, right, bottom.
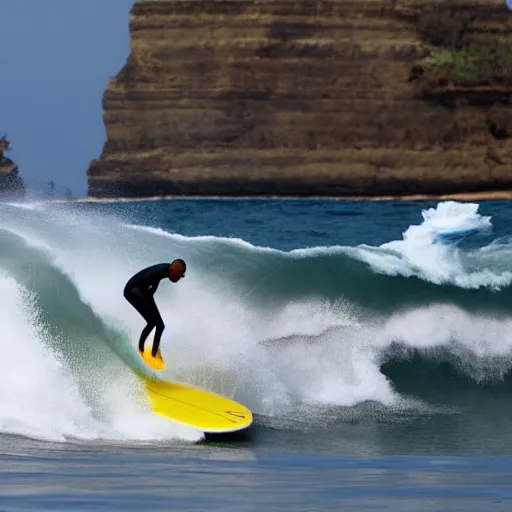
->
left=123, top=263, right=171, bottom=356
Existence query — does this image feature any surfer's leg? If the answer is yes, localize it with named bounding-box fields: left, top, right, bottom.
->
left=138, top=323, right=155, bottom=352
left=124, top=287, right=155, bottom=352
left=151, top=321, right=165, bottom=357
left=145, top=294, right=165, bottom=357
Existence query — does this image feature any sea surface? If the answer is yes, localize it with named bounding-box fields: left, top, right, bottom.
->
left=2, top=197, right=512, bottom=510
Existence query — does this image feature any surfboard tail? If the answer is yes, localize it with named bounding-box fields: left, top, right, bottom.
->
left=138, top=346, right=166, bottom=370
left=143, top=378, right=253, bottom=434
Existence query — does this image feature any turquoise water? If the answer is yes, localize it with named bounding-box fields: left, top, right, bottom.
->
left=2, top=198, right=512, bottom=509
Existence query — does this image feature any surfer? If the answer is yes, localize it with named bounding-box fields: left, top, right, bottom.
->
left=124, top=260, right=186, bottom=357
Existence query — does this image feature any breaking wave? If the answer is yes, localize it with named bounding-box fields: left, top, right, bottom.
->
left=1, top=199, right=512, bottom=441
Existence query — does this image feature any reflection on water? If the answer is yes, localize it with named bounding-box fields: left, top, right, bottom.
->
left=1, top=437, right=512, bottom=512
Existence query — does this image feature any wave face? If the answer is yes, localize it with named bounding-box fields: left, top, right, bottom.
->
left=1, top=199, right=512, bottom=441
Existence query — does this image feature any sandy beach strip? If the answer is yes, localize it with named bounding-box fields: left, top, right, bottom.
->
left=72, top=190, right=512, bottom=203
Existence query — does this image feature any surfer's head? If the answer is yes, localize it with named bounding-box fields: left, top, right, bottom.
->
left=169, top=259, right=186, bottom=282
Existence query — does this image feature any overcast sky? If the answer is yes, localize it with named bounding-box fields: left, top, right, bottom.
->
left=0, top=0, right=134, bottom=197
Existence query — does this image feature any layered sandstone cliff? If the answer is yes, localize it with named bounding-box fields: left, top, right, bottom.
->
left=0, top=135, right=25, bottom=199
left=88, top=0, right=512, bottom=198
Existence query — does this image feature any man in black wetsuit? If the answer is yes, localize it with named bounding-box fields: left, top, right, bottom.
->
left=124, top=259, right=186, bottom=357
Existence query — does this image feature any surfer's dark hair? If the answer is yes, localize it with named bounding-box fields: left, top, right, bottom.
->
left=172, top=258, right=186, bottom=269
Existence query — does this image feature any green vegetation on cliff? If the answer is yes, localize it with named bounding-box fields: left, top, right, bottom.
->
left=415, top=3, right=512, bottom=85
left=425, top=40, right=512, bottom=83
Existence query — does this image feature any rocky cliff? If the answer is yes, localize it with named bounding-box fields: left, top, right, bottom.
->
left=87, top=0, right=512, bottom=198
left=0, top=135, right=25, bottom=199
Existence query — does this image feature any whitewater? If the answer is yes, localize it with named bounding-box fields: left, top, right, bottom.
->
left=2, top=199, right=512, bottom=444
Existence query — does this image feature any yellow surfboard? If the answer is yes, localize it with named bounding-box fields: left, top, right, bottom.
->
left=141, top=376, right=253, bottom=434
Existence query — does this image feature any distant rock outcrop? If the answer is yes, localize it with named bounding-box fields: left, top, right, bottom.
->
left=0, top=135, right=25, bottom=198
left=88, top=0, right=512, bottom=199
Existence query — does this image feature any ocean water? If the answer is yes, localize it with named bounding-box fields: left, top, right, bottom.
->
left=2, top=197, right=512, bottom=510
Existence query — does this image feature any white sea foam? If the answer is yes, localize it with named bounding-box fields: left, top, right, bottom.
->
left=0, top=200, right=511, bottom=441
